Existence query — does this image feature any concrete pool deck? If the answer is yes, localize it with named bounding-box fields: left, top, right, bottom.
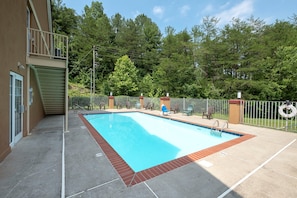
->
left=1, top=109, right=297, bottom=198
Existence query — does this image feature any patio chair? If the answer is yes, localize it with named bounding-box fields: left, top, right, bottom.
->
left=183, top=105, right=193, bottom=116
left=150, top=103, right=154, bottom=110
left=99, top=102, right=105, bottom=110
left=144, top=102, right=150, bottom=109
left=202, top=107, right=214, bottom=119
left=126, top=101, right=131, bottom=109
left=115, top=101, right=122, bottom=109
left=170, top=104, right=180, bottom=114
left=145, top=102, right=154, bottom=110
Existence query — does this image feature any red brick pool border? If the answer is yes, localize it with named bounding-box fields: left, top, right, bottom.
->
left=79, top=113, right=255, bottom=186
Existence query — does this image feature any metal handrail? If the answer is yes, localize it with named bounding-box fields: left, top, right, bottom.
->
left=210, top=120, right=222, bottom=137
left=220, top=121, right=229, bottom=132
left=211, top=120, right=220, bottom=131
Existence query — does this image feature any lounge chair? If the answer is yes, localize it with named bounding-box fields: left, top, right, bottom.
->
left=202, top=107, right=214, bottom=119
left=161, top=104, right=170, bottom=115
left=183, top=105, right=193, bottom=116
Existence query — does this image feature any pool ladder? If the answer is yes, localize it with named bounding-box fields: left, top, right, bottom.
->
left=210, top=120, right=229, bottom=137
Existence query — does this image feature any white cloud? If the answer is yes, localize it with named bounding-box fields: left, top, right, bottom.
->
left=180, top=5, right=190, bottom=16
left=153, top=6, right=164, bottom=18
left=202, top=4, right=214, bottom=14
left=215, top=0, right=254, bottom=25
left=220, top=2, right=230, bottom=10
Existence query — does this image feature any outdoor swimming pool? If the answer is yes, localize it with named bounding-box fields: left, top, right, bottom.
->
left=84, top=112, right=241, bottom=172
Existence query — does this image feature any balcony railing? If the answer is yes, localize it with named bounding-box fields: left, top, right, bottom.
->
left=27, top=28, right=68, bottom=60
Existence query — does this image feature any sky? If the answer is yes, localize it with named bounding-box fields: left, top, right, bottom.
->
left=63, top=0, right=297, bottom=34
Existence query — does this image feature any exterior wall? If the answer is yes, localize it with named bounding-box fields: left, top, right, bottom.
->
left=0, top=0, right=28, bottom=161
left=0, top=0, right=49, bottom=162
left=31, top=0, right=51, bottom=31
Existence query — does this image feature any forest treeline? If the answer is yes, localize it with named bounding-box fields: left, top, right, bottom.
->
left=52, top=0, right=297, bottom=100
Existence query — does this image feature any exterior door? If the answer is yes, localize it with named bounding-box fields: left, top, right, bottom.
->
left=9, top=72, right=23, bottom=146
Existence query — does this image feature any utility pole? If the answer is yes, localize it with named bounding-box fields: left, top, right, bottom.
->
left=92, top=45, right=99, bottom=109
left=90, top=68, right=93, bottom=109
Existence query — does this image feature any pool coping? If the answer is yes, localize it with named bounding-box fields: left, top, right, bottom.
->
left=78, top=112, right=255, bottom=186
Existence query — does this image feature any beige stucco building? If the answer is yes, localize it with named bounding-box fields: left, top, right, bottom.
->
left=0, top=0, right=68, bottom=162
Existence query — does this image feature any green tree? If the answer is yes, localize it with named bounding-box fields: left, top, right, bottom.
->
left=59, top=1, right=297, bottom=100
left=255, top=20, right=297, bottom=100
left=139, top=74, right=157, bottom=97
left=109, top=13, right=127, bottom=57
left=272, top=46, right=297, bottom=100
left=51, top=0, right=78, bottom=35
left=71, top=2, right=113, bottom=89
left=154, top=30, right=196, bottom=97
left=216, top=17, right=266, bottom=98
left=195, top=16, right=221, bottom=82
left=51, top=0, right=79, bottom=83
left=108, top=55, right=139, bottom=96
left=134, top=14, right=162, bottom=76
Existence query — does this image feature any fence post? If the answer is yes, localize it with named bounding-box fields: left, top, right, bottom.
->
left=229, top=99, right=244, bottom=124
left=108, top=96, right=114, bottom=109
left=139, top=95, right=144, bottom=109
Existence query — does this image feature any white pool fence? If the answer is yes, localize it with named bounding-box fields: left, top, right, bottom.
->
left=69, top=96, right=297, bottom=132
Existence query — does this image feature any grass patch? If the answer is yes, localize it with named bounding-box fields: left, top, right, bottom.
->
left=244, top=117, right=297, bottom=132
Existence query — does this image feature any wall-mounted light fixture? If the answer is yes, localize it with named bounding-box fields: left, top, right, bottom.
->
left=17, top=62, right=25, bottom=70
left=29, top=88, right=34, bottom=105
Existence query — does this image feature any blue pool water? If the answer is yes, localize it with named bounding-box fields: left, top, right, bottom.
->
left=84, top=112, right=240, bottom=172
